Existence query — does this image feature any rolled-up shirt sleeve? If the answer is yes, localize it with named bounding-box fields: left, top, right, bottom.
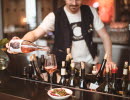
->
left=39, top=12, right=55, bottom=33
left=90, top=7, right=104, bottom=31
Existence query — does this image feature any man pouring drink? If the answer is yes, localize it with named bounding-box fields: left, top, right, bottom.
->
left=6, top=0, right=115, bottom=73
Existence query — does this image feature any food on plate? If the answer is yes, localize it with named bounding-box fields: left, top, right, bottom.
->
left=50, top=88, right=70, bottom=96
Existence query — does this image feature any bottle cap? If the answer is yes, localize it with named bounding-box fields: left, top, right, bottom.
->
left=124, top=61, right=128, bottom=65
left=62, top=61, right=65, bottom=67
left=92, top=66, right=98, bottom=75
left=111, top=64, right=118, bottom=73
left=81, top=62, right=85, bottom=69
left=92, top=66, right=97, bottom=71
left=66, top=48, right=70, bottom=54
left=105, top=66, right=109, bottom=73
left=124, top=61, right=128, bottom=68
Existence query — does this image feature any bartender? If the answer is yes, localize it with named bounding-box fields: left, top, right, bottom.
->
left=6, top=0, right=115, bottom=73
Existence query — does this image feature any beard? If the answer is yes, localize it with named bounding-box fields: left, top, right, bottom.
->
left=68, top=5, right=80, bottom=13
left=69, top=5, right=79, bottom=8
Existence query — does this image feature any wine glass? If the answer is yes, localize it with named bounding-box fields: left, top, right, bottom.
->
left=44, top=54, right=57, bottom=90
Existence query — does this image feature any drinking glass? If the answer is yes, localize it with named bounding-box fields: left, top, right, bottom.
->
left=44, top=54, right=57, bottom=89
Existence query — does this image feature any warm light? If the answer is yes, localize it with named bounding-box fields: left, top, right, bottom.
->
left=93, top=2, right=99, bottom=8
left=21, top=17, right=27, bottom=25
left=22, top=17, right=27, bottom=23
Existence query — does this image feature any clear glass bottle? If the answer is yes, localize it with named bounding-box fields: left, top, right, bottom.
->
left=96, top=66, right=112, bottom=93
left=59, top=61, right=67, bottom=85
left=79, top=62, right=86, bottom=89
left=118, top=61, right=128, bottom=96
left=9, top=40, right=50, bottom=53
left=89, top=53, right=107, bottom=90
left=40, top=55, right=48, bottom=82
left=68, top=61, right=76, bottom=87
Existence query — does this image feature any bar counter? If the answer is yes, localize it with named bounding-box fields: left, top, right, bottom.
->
left=0, top=76, right=129, bottom=100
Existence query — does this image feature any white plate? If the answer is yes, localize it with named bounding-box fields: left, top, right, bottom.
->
left=47, top=88, right=73, bottom=100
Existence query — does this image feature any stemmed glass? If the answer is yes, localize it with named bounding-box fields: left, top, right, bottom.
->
left=44, top=54, right=57, bottom=90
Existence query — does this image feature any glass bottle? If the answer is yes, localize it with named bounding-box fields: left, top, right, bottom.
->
left=59, top=61, right=66, bottom=85
left=96, top=53, right=107, bottom=79
left=126, top=65, right=130, bottom=96
left=96, top=66, right=112, bottom=93
left=65, top=55, right=71, bottom=73
left=40, top=55, right=48, bottom=82
left=111, top=64, right=118, bottom=94
left=29, top=54, right=42, bottom=80
left=65, top=48, right=73, bottom=83
left=66, top=48, right=73, bottom=71
left=89, top=53, right=107, bottom=90
left=118, top=61, right=128, bottom=96
left=68, top=61, right=76, bottom=87
left=79, top=62, right=86, bottom=89
left=9, top=39, right=50, bottom=53
left=92, top=65, right=98, bottom=75
left=26, top=64, right=33, bottom=79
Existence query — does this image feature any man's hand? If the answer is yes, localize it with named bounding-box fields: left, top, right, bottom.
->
left=6, top=36, right=21, bottom=54
left=106, top=60, right=116, bottom=72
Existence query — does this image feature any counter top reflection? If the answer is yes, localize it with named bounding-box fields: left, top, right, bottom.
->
left=0, top=76, right=129, bottom=100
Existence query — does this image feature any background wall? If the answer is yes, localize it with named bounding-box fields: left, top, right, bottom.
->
left=3, top=0, right=26, bottom=27
left=83, top=0, right=115, bottom=23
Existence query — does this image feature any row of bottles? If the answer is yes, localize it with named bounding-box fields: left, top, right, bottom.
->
left=22, top=54, right=48, bottom=81
left=58, top=48, right=88, bottom=89
left=58, top=48, right=130, bottom=97
left=96, top=61, right=130, bottom=97
left=22, top=47, right=130, bottom=97
left=59, top=60, right=86, bottom=89
left=88, top=53, right=107, bottom=90
left=96, top=65, right=117, bottom=93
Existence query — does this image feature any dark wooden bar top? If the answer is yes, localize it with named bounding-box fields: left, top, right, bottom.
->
left=0, top=76, right=129, bottom=100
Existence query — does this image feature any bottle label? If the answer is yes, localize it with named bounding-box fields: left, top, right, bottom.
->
left=89, top=83, right=99, bottom=90
left=61, top=69, right=66, bottom=75
left=123, top=69, right=128, bottom=75
left=9, top=40, right=23, bottom=52
left=118, top=91, right=124, bottom=95
left=92, top=71, right=98, bottom=75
